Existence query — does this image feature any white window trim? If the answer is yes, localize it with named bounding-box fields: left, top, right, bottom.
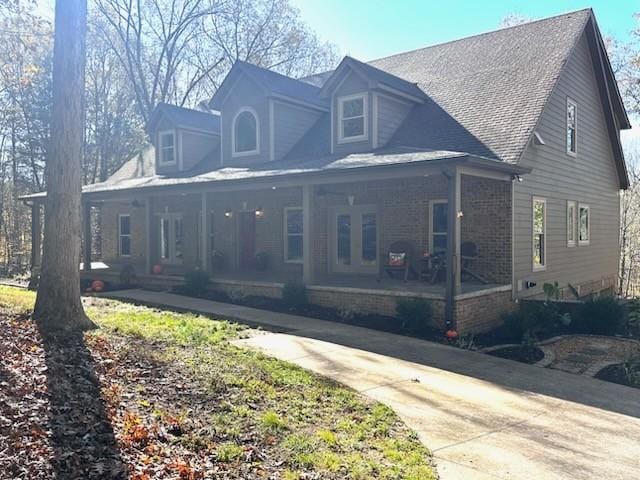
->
left=578, top=203, right=590, bottom=246
left=118, top=214, right=131, bottom=257
left=158, top=213, right=184, bottom=265
left=158, top=130, right=177, bottom=166
left=429, top=199, right=448, bottom=253
left=337, top=92, right=368, bottom=144
left=567, top=200, right=577, bottom=247
left=231, top=107, right=260, bottom=157
left=566, top=97, right=577, bottom=157
left=284, top=207, right=303, bottom=264
left=532, top=197, right=547, bottom=272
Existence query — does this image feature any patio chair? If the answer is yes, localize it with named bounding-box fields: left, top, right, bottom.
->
left=380, top=240, right=417, bottom=282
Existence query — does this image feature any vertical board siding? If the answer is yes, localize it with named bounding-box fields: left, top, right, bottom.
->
left=514, top=33, right=620, bottom=298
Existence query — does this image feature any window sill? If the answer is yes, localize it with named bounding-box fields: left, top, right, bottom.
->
left=337, top=135, right=368, bottom=145
left=232, top=149, right=260, bottom=158
left=532, top=265, right=547, bottom=272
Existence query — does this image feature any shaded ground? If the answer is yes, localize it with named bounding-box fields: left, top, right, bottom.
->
left=0, top=286, right=435, bottom=480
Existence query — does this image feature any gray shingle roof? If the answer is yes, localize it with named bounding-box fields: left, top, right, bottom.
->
left=365, top=9, right=593, bottom=163
left=211, top=60, right=327, bottom=109
left=319, top=56, right=426, bottom=100
left=149, top=103, right=220, bottom=133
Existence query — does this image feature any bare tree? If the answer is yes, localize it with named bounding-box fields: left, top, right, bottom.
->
left=34, top=0, right=94, bottom=330
left=93, top=0, right=220, bottom=125
left=499, top=13, right=533, bottom=28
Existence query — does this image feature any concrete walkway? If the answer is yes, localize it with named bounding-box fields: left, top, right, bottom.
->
left=105, top=289, right=640, bottom=480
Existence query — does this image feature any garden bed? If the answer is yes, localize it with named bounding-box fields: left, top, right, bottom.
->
left=484, top=345, right=545, bottom=364
left=594, top=363, right=636, bottom=388
left=173, top=285, right=445, bottom=341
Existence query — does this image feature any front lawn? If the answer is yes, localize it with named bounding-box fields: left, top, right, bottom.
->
left=0, top=286, right=436, bottom=479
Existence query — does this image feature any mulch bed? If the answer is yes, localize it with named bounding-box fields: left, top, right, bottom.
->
left=485, top=345, right=545, bottom=364
left=594, top=363, right=638, bottom=388
left=173, top=286, right=444, bottom=340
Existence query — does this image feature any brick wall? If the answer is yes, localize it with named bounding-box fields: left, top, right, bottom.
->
left=455, top=290, right=516, bottom=333
left=460, top=176, right=512, bottom=284
left=100, top=198, right=147, bottom=270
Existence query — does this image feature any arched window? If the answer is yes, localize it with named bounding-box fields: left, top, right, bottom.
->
left=233, top=108, right=259, bottom=156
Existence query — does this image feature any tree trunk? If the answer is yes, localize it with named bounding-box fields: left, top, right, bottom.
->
left=34, top=0, right=94, bottom=331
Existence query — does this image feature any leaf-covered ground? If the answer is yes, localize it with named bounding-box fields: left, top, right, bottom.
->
left=0, top=286, right=437, bottom=479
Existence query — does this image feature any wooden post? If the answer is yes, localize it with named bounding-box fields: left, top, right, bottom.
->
left=28, top=202, right=42, bottom=288
left=145, top=196, right=153, bottom=274
left=302, top=184, right=314, bottom=284
left=445, top=167, right=461, bottom=328
left=201, top=192, right=209, bottom=271
left=83, top=201, right=92, bottom=271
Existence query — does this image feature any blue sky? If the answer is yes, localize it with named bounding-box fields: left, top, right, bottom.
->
left=291, top=0, right=638, bottom=61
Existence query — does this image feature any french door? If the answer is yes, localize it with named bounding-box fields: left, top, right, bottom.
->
left=159, top=214, right=184, bottom=264
left=330, top=205, right=378, bottom=274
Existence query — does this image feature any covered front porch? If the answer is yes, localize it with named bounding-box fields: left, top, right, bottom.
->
left=29, top=156, right=524, bottom=332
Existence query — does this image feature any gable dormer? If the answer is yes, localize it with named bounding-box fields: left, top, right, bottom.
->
left=210, top=61, right=328, bottom=165
left=319, top=56, right=426, bottom=155
left=147, top=103, right=220, bottom=175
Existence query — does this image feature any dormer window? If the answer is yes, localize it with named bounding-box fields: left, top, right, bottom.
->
left=159, top=130, right=176, bottom=165
left=338, top=93, right=368, bottom=143
left=233, top=107, right=259, bottom=157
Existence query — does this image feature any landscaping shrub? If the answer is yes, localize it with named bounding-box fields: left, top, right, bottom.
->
left=119, top=264, right=137, bottom=287
left=282, top=282, right=307, bottom=310
left=183, top=269, right=210, bottom=296
left=395, top=297, right=432, bottom=335
left=573, top=296, right=625, bottom=335
left=494, top=301, right=570, bottom=344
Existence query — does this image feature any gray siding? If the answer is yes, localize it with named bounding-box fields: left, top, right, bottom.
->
left=376, top=94, right=412, bottom=147
left=181, top=130, right=220, bottom=170
left=273, top=101, right=322, bottom=160
left=332, top=71, right=374, bottom=155
left=513, top=32, right=620, bottom=298
left=220, top=74, right=270, bottom=164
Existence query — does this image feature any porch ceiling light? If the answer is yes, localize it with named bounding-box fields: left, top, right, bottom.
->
left=224, top=209, right=233, bottom=218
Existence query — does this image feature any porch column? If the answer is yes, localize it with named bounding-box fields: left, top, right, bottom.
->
left=302, top=184, right=314, bottom=284
left=145, top=196, right=153, bottom=274
left=201, top=192, right=209, bottom=271
left=82, top=201, right=92, bottom=271
left=29, top=202, right=42, bottom=288
left=445, top=167, right=461, bottom=328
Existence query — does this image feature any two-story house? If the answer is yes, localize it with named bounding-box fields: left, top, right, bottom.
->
left=23, top=9, right=630, bottom=333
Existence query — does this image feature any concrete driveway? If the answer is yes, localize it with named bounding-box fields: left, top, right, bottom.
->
left=106, top=290, right=640, bottom=480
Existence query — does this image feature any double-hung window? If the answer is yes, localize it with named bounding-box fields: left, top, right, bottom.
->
left=118, top=214, right=131, bottom=257
left=579, top=204, right=590, bottom=245
left=284, top=207, right=303, bottom=262
left=533, top=198, right=546, bottom=271
left=159, top=131, right=176, bottom=165
left=566, top=98, right=577, bottom=156
left=338, top=93, right=367, bottom=143
left=567, top=201, right=576, bottom=247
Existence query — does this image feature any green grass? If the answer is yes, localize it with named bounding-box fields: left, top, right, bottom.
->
left=0, top=286, right=436, bottom=479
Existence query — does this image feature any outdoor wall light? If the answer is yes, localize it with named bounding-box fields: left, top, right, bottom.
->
left=224, top=209, right=233, bottom=218
left=255, top=206, right=264, bottom=218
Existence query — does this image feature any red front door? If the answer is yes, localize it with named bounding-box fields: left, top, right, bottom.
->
left=238, top=212, right=256, bottom=269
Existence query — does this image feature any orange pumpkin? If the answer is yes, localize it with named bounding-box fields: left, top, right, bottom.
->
left=91, top=280, right=105, bottom=292
left=445, top=329, right=459, bottom=339
left=152, top=264, right=163, bottom=274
